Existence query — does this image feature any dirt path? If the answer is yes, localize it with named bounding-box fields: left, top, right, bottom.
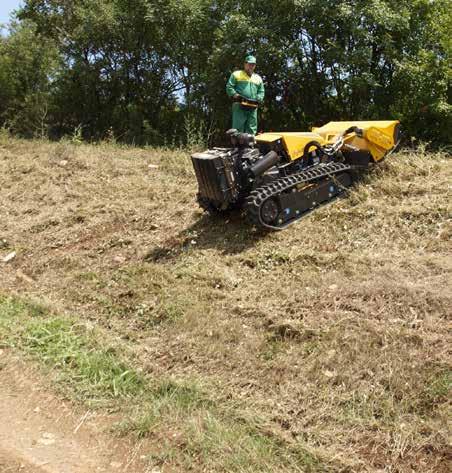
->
left=0, top=351, right=149, bottom=473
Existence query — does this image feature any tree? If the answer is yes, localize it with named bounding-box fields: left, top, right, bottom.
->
left=0, top=20, right=59, bottom=137
left=3, top=0, right=449, bottom=144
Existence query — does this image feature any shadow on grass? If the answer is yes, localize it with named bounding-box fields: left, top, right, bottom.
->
left=144, top=165, right=384, bottom=264
left=144, top=211, right=268, bottom=262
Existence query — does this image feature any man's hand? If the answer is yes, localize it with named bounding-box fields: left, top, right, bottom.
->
left=233, top=94, right=240, bottom=100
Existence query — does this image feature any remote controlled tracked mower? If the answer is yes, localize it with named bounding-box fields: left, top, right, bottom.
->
left=191, top=121, right=400, bottom=230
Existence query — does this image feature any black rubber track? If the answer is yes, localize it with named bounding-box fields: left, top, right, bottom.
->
left=245, top=162, right=354, bottom=230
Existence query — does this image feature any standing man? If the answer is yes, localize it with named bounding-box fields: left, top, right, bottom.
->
left=226, top=55, right=265, bottom=135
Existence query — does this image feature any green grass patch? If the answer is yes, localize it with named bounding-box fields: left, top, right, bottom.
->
left=183, top=414, right=301, bottom=472
left=22, top=318, right=145, bottom=400
left=153, top=379, right=208, bottom=409
left=260, top=338, right=286, bottom=361
left=144, top=411, right=325, bottom=472
left=0, top=295, right=145, bottom=402
left=0, top=295, right=48, bottom=346
left=420, top=368, right=452, bottom=412
left=76, top=271, right=100, bottom=282
left=428, top=370, right=452, bottom=399
left=117, top=376, right=326, bottom=472
left=0, top=294, right=48, bottom=320
left=117, top=378, right=211, bottom=437
left=124, top=404, right=325, bottom=472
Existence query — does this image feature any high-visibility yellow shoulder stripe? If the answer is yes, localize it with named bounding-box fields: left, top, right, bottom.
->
left=233, top=70, right=262, bottom=85
left=232, top=70, right=250, bottom=81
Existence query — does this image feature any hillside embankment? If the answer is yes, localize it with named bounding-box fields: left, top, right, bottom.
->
left=1, top=136, right=450, bottom=472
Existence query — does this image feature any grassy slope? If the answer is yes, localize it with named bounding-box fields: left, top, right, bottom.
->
left=0, top=135, right=451, bottom=472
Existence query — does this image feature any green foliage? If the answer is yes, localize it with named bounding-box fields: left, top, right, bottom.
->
left=0, top=20, right=58, bottom=138
left=0, top=0, right=449, bottom=143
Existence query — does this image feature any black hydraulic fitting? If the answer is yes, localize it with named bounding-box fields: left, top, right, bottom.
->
left=226, top=129, right=255, bottom=148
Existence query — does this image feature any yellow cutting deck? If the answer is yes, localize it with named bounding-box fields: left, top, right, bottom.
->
left=257, top=120, right=400, bottom=162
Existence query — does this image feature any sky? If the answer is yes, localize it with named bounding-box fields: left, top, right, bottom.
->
left=0, top=0, right=22, bottom=25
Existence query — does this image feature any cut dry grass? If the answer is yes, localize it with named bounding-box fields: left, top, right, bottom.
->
left=0, top=294, right=327, bottom=472
left=1, top=136, right=451, bottom=472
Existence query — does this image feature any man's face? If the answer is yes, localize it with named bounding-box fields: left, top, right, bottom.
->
left=244, top=62, right=256, bottom=75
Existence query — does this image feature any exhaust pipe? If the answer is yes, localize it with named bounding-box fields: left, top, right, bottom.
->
left=249, top=151, right=280, bottom=177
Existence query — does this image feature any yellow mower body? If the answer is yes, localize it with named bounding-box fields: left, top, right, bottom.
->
left=192, top=119, right=400, bottom=230
left=257, top=132, right=326, bottom=160
left=257, top=120, right=400, bottom=162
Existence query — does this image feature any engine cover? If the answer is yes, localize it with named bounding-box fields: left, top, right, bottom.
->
left=191, top=148, right=242, bottom=209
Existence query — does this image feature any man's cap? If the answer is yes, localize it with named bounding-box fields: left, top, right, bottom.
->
left=245, top=55, right=256, bottom=64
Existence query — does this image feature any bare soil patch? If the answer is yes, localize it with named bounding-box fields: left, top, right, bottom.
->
left=0, top=350, right=148, bottom=473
